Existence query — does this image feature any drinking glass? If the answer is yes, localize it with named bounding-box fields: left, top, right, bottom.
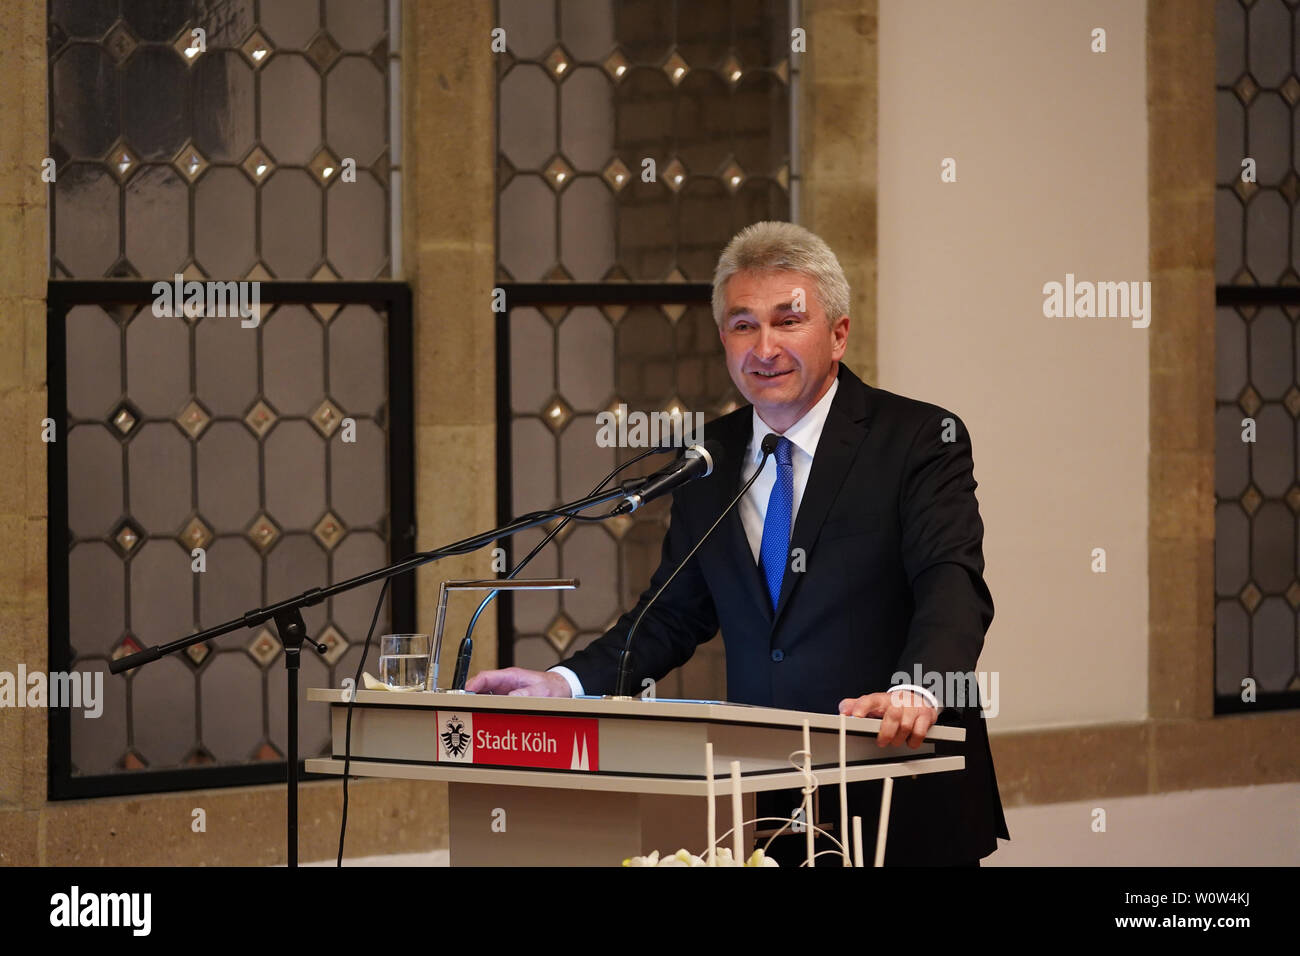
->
left=378, top=634, right=431, bottom=689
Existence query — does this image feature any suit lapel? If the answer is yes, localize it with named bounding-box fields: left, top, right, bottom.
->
left=709, top=409, right=773, bottom=624
left=772, top=366, right=872, bottom=625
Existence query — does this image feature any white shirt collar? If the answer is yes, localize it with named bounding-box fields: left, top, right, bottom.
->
left=747, top=377, right=840, bottom=462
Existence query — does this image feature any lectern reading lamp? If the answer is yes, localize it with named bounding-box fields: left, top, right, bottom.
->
left=430, top=578, right=578, bottom=692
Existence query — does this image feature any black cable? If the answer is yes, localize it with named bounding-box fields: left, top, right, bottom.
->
left=336, top=577, right=390, bottom=867
left=613, top=436, right=777, bottom=697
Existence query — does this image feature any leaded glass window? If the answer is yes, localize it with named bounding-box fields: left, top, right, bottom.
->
left=1214, top=0, right=1300, bottom=710
left=52, top=287, right=412, bottom=792
left=46, top=0, right=412, bottom=796
left=49, top=0, right=401, bottom=280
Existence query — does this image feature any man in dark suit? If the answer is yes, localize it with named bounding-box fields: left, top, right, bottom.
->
left=468, top=221, right=1009, bottom=865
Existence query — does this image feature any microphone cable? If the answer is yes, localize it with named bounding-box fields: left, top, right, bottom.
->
left=613, top=433, right=779, bottom=697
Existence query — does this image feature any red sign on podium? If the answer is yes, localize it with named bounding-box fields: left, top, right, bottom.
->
left=436, top=710, right=599, bottom=771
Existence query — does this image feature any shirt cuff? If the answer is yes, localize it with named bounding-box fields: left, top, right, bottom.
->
left=548, top=666, right=585, bottom=698
left=889, top=683, right=942, bottom=712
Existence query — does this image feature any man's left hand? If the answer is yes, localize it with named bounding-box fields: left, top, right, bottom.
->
left=838, top=690, right=937, bottom=749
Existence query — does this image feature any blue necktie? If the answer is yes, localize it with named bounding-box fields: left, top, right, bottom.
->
left=759, top=437, right=794, bottom=611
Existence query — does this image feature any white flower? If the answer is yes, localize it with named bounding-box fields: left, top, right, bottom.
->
left=621, top=846, right=780, bottom=867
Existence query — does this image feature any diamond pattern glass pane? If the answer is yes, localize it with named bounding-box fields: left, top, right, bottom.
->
left=127, top=423, right=191, bottom=533
left=195, top=317, right=259, bottom=416
left=265, top=422, right=328, bottom=530
left=70, top=662, right=126, bottom=775
left=48, top=0, right=399, bottom=279
left=200, top=653, right=263, bottom=762
left=65, top=306, right=121, bottom=418
left=193, top=52, right=256, bottom=162
left=69, top=543, right=125, bottom=659
left=263, top=306, right=325, bottom=413
left=132, top=656, right=196, bottom=767
left=54, top=282, right=403, bottom=786
left=54, top=165, right=119, bottom=276
left=125, top=165, right=189, bottom=277
left=331, top=532, right=390, bottom=641
left=198, top=537, right=262, bottom=629
left=262, top=169, right=324, bottom=278
left=497, top=0, right=791, bottom=282
left=122, top=47, right=190, bottom=160
left=66, top=425, right=123, bottom=538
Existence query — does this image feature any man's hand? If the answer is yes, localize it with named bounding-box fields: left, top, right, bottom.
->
left=838, top=690, right=937, bottom=749
left=465, top=666, right=573, bottom=698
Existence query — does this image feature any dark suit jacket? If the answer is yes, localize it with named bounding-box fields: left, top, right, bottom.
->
left=558, top=363, right=1009, bottom=864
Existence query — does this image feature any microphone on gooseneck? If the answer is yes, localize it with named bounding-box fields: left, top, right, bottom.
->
left=611, top=440, right=723, bottom=516
left=612, top=432, right=780, bottom=698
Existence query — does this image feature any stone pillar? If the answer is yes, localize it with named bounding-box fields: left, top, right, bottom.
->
left=800, top=0, right=878, bottom=382
left=403, top=0, right=499, bottom=672
left=1145, top=0, right=1215, bottom=721
left=0, top=0, right=52, bottom=857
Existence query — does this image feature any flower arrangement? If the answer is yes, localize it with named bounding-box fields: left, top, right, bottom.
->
left=621, top=718, right=876, bottom=867
left=623, top=847, right=778, bottom=867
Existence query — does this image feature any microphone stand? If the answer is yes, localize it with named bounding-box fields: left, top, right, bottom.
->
left=108, top=484, right=631, bottom=867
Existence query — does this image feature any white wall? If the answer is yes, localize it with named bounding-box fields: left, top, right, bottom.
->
left=878, top=0, right=1150, bottom=731
left=988, top=782, right=1300, bottom=865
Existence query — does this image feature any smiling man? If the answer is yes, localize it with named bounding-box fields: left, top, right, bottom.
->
left=469, top=221, right=1009, bottom=866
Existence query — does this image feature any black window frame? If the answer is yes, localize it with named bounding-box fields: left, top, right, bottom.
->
left=45, top=278, right=417, bottom=799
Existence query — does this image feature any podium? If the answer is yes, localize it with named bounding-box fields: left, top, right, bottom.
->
left=305, top=688, right=967, bottom=866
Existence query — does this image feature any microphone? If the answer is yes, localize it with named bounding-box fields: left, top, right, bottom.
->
left=612, top=432, right=781, bottom=697
left=611, top=440, right=724, bottom=515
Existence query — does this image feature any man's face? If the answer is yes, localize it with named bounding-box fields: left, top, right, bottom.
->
left=719, top=269, right=849, bottom=431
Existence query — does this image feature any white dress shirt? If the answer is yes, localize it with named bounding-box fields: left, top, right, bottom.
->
left=737, top=378, right=839, bottom=562
left=551, top=377, right=938, bottom=711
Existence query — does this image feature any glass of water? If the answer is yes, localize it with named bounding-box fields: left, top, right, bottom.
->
left=378, top=634, right=431, bottom=690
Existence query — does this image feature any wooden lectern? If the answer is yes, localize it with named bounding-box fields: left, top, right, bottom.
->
left=305, top=688, right=966, bottom=866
